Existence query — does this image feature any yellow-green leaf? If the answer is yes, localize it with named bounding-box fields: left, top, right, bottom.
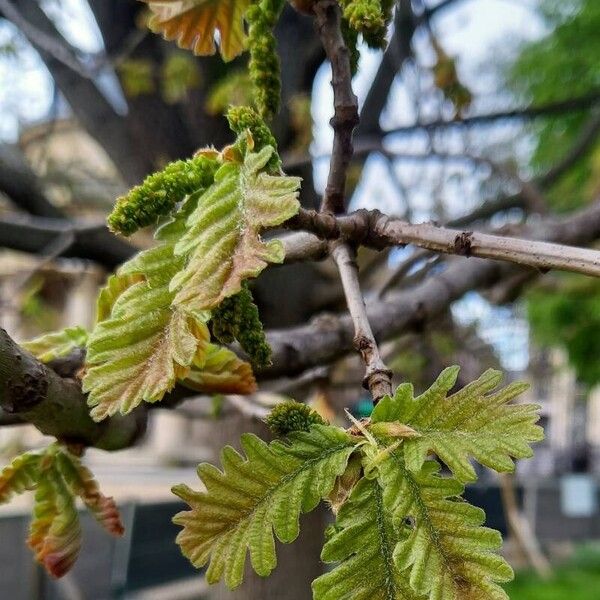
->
left=171, top=145, right=301, bottom=311
left=22, top=326, right=88, bottom=363
left=371, top=367, right=544, bottom=483
left=143, top=0, right=252, bottom=61
left=0, top=451, right=41, bottom=503
left=172, top=425, right=355, bottom=589
left=83, top=243, right=210, bottom=421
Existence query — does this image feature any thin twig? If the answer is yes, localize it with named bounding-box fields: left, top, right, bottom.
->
left=331, top=243, right=392, bottom=401
left=314, top=0, right=393, bottom=402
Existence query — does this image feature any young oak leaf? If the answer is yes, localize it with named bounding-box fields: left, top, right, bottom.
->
left=22, top=326, right=88, bottom=363
left=0, top=451, right=42, bottom=503
left=313, top=477, right=425, bottom=600
left=27, top=475, right=82, bottom=579
left=54, top=450, right=124, bottom=537
left=371, top=366, right=543, bottom=483
left=377, top=456, right=513, bottom=600
left=142, top=0, right=252, bottom=61
left=180, top=343, right=257, bottom=395
left=170, top=145, right=301, bottom=312
left=172, top=425, right=355, bottom=589
left=83, top=241, right=210, bottom=421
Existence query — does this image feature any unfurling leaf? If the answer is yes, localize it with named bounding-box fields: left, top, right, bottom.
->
left=314, top=478, right=424, bottom=600
left=22, top=326, right=88, bottom=363
left=171, top=145, right=301, bottom=311
left=0, top=451, right=41, bottom=503
left=142, top=0, right=252, bottom=61
left=84, top=241, right=210, bottom=420
left=172, top=425, right=355, bottom=589
left=1, top=444, right=123, bottom=579
left=377, top=456, right=513, bottom=600
left=180, top=343, right=257, bottom=395
left=371, top=366, right=543, bottom=483
left=28, top=475, right=81, bottom=578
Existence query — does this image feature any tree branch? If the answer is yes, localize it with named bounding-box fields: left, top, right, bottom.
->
left=266, top=199, right=600, bottom=379
left=285, top=206, right=600, bottom=277
left=0, top=329, right=145, bottom=450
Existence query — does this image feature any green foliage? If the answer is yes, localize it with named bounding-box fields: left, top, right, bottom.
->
left=0, top=444, right=123, bottom=578
left=211, top=283, right=272, bottom=367
left=313, top=478, right=424, bottom=600
left=161, top=53, right=202, bottom=103
left=507, top=0, right=600, bottom=211
left=528, top=276, right=600, bottom=387
left=173, top=368, right=542, bottom=598
left=108, top=154, right=218, bottom=236
left=508, top=0, right=600, bottom=387
left=371, top=366, right=543, bottom=483
left=247, top=0, right=284, bottom=119
left=170, top=144, right=301, bottom=312
left=265, top=400, right=326, bottom=436
left=172, top=425, right=355, bottom=588
left=22, top=326, right=88, bottom=362
left=206, top=71, right=253, bottom=115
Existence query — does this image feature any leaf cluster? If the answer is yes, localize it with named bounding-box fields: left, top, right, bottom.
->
left=173, top=367, right=543, bottom=599
left=0, top=444, right=123, bottom=578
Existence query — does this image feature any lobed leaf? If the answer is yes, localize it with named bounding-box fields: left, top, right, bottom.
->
left=371, top=366, right=543, bottom=482
left=22, top=326, right=88, bottom=363
left=171, top=145, right=301, bottom=312
left=172, top=425, right=355, bottom=589
left=377, top=455, right=513, bottom=600
left=313, top=477, right=425, bottom=600
left=142, top=0, right=251, bottom=61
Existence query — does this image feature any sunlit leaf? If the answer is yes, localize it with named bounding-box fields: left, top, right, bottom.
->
left=143, top=0, right=252, bottom=61
left=171, top=145, right=301, bottom=311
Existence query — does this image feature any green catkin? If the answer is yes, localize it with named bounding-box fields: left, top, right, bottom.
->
left=340, top=0, right=393, bottom=50
left=211, top=284, right=272, bottom=368
left=108, top=156, right=218, bottom=236
left=226, top=105, right=282, bottom=172
left=266, top=401, right=326, bottom=436
left=247, top=0, right=284, bottom=120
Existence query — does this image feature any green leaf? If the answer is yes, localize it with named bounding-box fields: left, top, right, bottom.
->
left=143, top=0, right=252, bottom=61
left=0, top=451, right=41, bottom=503
left=22, top=326, right=88, bottom=363
left=313, top=477, right=425, bottom=600
left=171, top=145, right=301, bottom=312
left=83, top=241, right=210, bottom=421
left=377, top=455, right=513, bottom=600
left=371, top=367, right=543, bottom=483
left=180, top=343, right=257, bottom=395
left=172, top=425, right=355, bottom=589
